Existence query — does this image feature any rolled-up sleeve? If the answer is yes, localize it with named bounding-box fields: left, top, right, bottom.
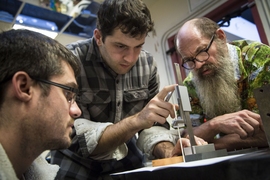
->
left=74, top=118, right=128, bottom=160
left=137, top=126, right=182, bottom=159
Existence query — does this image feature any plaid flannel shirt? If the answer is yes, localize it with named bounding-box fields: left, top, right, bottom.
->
left=50, top=38, right=162, bottom=180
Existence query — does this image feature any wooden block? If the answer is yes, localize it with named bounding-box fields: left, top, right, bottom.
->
left=152, top=156, right=184, bottom=167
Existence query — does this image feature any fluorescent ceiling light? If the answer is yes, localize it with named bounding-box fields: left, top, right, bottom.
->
left=13, top=24, right=58, bottom=39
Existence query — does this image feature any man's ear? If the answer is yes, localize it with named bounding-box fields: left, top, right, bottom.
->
left=216, top=28, right=227, bottom=42
left=12, top=71, right=33, bottom=102
left=94, top=29, right=103, bottom=46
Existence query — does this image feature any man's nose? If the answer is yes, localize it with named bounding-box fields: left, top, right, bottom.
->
left=194, top=60, right=206, bottom=70
left=124, top=49, right=137, bottom=63
left=70, top=102, right=82, bottom=118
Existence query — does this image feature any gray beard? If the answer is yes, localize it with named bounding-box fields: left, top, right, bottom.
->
left=192, top=43, right=241, bottom=119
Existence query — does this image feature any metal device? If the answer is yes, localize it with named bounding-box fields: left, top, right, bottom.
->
left=172, top=63, right=227, bottom=162
left=164, top=91, right=173, bottom=102
left=253, top=84, right=270, bottom=148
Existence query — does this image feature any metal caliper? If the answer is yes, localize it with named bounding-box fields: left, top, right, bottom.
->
left=171, top=63, right=227, bottom=162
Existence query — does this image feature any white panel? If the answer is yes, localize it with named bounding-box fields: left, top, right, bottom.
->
left=177, top=85, right=192, bottom=112
left=255, top=0, right=270, bottom=43
left=188, top=0, right=212, bottom=13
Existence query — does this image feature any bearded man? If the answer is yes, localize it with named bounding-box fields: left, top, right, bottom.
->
left=175, top=17, right=270, bottom=151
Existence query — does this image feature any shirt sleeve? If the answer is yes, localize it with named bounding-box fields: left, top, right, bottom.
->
left=74, top=118, right=128, bottom=160
left=66, top=40, right=130, bottom=160
left=136, top=53, right=183, bottom=159
left=137, top=126, right=182, bottom=160
left=231, top=40, right=270, bottom=111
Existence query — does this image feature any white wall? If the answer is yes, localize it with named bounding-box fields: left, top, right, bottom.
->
left=0, top=21, right=12, bottom=32
left=55, top=33, right=86, bottom=45
left=255, top=0, right=270, bottom=43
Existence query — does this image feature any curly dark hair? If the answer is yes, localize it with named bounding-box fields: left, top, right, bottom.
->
left=96, top=0, right=154, bottom=42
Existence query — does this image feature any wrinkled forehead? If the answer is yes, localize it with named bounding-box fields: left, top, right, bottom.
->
left=176, top=26, right=205, bottom=57
left=175, top=29, right=201, bottom=56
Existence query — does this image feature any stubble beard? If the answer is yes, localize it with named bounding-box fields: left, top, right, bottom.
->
left=192, top=41, right=241, bottom=119
left=46, top=130, right=72, bottom=150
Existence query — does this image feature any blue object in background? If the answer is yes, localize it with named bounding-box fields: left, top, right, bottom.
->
left=16, top=14, right=58, bottom=31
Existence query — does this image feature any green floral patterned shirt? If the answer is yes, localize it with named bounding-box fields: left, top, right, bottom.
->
left=183, top=40, right=270, bottom=123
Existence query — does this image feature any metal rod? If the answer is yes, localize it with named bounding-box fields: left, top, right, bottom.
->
left=174, top=63, right=196, bottom=152
left=11, top=2, right=26, bottom=26
left=55, top=14, right=78, bottom=38
left=174, top=63, right=183, bottom=85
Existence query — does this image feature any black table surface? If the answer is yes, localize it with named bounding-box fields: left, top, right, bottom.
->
left=111, top=149, right=270, bottom=180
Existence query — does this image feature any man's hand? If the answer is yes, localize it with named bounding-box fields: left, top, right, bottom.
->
left=135, top=84, right=178, bottom=129
left=153, top=136, right=208, bottom=159
left=195, top=110, right=263, bottom=142
left=93, top=84, right=178, bottom=155
left=213, top=129, right=268, bottom=151
left=171, top=136, right=208, bottom=157
left=209, top=110, right=262, bottom=139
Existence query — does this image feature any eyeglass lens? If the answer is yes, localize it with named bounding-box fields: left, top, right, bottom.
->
left=182, top=34, right=215, bottom=70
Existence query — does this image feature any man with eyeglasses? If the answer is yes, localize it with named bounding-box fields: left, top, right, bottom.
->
left=174, top=17, right=270, bottom=152
left=0, top=29, right=82, bottom=179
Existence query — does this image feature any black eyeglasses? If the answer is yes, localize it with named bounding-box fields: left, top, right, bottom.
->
left=32, top=78, right=79, bottom=105
left=182, top=33, right=216, bottom=70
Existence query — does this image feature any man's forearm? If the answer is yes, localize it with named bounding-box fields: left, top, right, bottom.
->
left=214, top=133, right=268, bottom=151
left=191, top=120, right=220, bottom=142
left=91, top=114, right=142, bottom=155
